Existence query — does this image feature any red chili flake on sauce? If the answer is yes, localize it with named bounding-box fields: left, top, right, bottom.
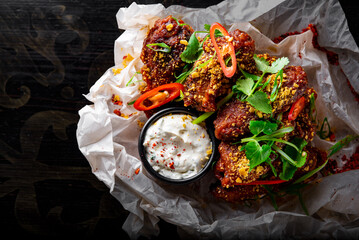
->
left=123, top=55, right=127, bottom=60
left=183, top=149, right=186, bottom=151
left=135, top=168, right=140, bottom=175
left=169, top=162, right=175, bottom=169
left=114, top=109, right=121, bottom=116
left=177, top=154, right=181, bottom=157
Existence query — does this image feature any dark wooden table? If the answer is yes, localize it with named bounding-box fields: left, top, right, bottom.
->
left=1, top=0, right=358, bottom=239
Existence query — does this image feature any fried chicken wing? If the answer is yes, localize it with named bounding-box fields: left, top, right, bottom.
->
left=213, top=64, right=312, bottom=142
left=213, top=98, right=257, bottom=141
left=183, top=29, right=256, bottom=112
left=211, top=183, right=266, bottom=203
left=140, top=16, right=193, bottom=92
left=214, top=141, right=270, bottom=188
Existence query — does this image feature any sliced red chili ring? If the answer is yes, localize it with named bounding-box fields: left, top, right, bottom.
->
left=210, top=22, right=237, bottom=78
left=288, top=96, right=306, bottom=121
left=133, top=83, right=184, bottom=111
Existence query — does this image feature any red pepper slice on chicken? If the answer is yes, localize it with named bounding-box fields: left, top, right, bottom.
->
left=288, top=96, right=306, bottom=121
left=210, top=22, right=237, bottom=78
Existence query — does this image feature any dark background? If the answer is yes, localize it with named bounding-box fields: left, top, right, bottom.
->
left=1, top=0, right=358, bottom=239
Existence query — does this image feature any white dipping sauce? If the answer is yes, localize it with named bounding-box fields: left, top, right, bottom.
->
left=143, top=114, right=212, bottom=179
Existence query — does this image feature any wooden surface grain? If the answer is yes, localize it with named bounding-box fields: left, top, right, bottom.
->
left=0, top=0, right=358, bottom=239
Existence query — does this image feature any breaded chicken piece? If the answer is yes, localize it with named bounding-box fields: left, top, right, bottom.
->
left=183, top=29, right=256, bottom=112
left=140, top=16, right=193, bottom=92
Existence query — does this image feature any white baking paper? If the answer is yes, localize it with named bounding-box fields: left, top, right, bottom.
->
left=76, top=0, right=359, bottom=239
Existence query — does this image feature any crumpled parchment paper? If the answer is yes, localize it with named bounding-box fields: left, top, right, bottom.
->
left=76, top=0, right=359, bottom=239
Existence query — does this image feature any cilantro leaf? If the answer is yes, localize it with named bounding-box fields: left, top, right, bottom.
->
left=239, top=68, right=261, bottom=82
left=232, top=77, right=254, bottom=96
left=180, top=33, right=202, bottom=63
left=254, top=55, right=289, bottom=74
left=280, top=138, right=308, bottom=168
left=279, top=138, right=308, bottom=181
left=254, top=55, right=271, bottom=73
left=244, top=141, right=272, bottom=172
left=204, top=24, right=211, bottom=31
left=267, top=57, right=290, bottom=73
left=279, top=160, right=297, bottom=181
left=240, top=120, right=308, bottom=180
left=249, top=120, right=278, bottom=136
left=246, top=91, right=272, bottom=114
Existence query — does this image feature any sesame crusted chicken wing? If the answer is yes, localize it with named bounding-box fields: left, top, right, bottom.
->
left=263, top=65, right=309, bottom=114
left=213, top=98, right=257, bottom=142
left=211, top=145, right=327, bottom=203
left=183, top=29, right=256, bottom=112
left=140, top=16, right=193, bottom=92
left=214, top=141, right=270, bottom=187
left=213, top=60, right=313, bottom=142
left=211, top=183, right=266, bottom=203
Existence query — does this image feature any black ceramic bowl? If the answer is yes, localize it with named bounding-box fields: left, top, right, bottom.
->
left=138, top=107, right=217, bottom=184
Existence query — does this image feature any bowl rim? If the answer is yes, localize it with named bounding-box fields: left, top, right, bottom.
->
left=138, top=107, right=217, bottom=185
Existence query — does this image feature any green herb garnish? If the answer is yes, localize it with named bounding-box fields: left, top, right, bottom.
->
left=278, top=138, right=308, bottom=181
left=171, top=16, right=188, bottom=27
left=238, top=120, right=308, bottom=178
left=328, top=134, right=359, bottom=157
left=126, top=71, right=141, bottom=87
left=246, top=91, right=272, bottom=114
left=146, top=43, right=171, bottom=53
left=317, top=117, right=331, bottom=139
left=293, top=159, right=329, bottom=184
left=180, top=32, right=203, bottom=63
left=232, top=55, right=289, bottom=114
left=174, top=90, right=184, bottom=102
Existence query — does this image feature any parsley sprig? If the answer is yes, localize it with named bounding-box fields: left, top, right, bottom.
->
left=237, top=120, right=307, bottom=179
left=233, top=55, right=289, bottom=114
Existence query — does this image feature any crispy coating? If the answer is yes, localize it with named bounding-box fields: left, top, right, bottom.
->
left=140, top=16, right=193, bottom=92
left=212, top=145, right=327, bottom=203
left=214, top=141, right=270, bottom=187
left=213, top=98, right=257, bottom=142
left=211, top=183, right=266, bottom=203
left=213, top=64, right=311, bottom=142
left=183, top=29, right=256, bottom=112
left=264, top=65, right=309, bottom=113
